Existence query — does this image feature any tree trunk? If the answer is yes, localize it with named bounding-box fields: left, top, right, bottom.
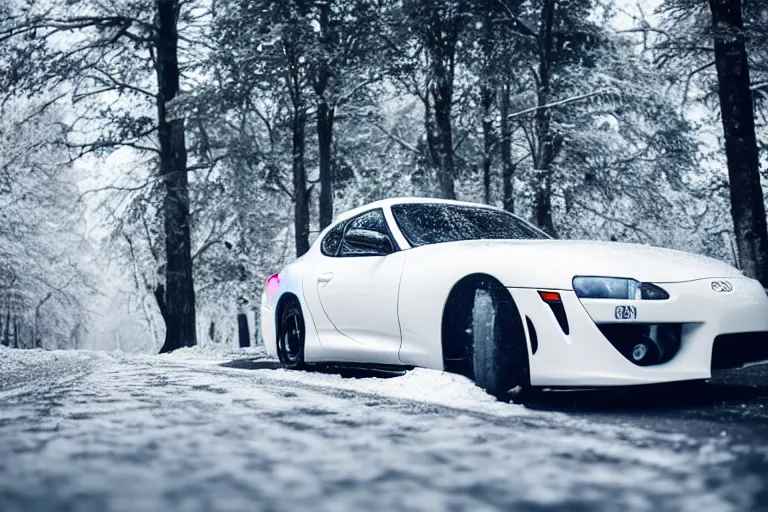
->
left=481, top=95, right=493, bottom=205
left=479, top=6, right=495, bottom=205
left=33, top=291, right=52, bottom=350
left=208, top=320, right=216, bottom=343
left=317, top=100, right=335, bottom=230
left=156, top=0, right=197, bottom=353
left=423, top=93, right=441, bottom=176
left=532, top=0, right=557, bottom=236
left=293, top=106, right=310, bottom=257
left=315, top=0, right=335, bottom=231
left=237, top=311, right=250, bottom=348
left=12, top=316, right=19, bottom=349
left=253, top=310, right=260, bottom=346
left=500, top=80, right=515, bottom=213
left=1, top=310, right=8, bottom=347
left=426, top=1, right=462, bottom=201
left=709, top=0, right=768, bottom=285
left=432, top=81, right=457, bottom=200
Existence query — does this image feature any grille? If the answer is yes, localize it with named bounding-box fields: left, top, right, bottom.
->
left=711, top=332, right=768, bottom=370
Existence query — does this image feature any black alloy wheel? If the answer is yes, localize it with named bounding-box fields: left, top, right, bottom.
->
left=278, top=300, right=306, bottom=370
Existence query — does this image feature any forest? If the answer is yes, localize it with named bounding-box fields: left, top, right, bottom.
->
left=0, top=0, right=765, bottom=352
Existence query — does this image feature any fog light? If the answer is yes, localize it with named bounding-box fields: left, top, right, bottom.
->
left=632, top=343, right=648, bottom=361
left=597, top=324, right=679, bottom=366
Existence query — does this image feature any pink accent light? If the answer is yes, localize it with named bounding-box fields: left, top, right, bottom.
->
left=266, top=273, right=280, bottom=295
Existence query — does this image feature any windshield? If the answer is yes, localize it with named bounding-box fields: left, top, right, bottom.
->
left=391, top=203, right=550, bottom=247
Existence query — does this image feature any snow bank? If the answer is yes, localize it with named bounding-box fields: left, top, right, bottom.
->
left=148, top=339, right=524, bottom=415
left=220, top=363, right=530, bottom=417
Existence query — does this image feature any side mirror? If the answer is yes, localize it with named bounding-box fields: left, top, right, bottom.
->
left=344, top=228, right=393, bottom=256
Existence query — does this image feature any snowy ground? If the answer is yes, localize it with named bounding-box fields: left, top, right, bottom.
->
left=1, top=346, right=767, bottom=512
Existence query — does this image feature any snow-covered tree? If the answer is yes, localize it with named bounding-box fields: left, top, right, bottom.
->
left=0, top=100, right=96, bottom=349
left=1, top=0, right=201, bottom=352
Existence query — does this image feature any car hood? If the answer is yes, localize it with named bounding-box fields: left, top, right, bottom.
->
left=430, top=239, right=743, bottom=289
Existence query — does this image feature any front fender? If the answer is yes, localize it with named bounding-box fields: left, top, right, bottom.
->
left=396, top=247, right=522, bottom=369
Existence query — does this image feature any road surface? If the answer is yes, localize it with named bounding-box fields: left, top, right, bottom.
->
left=1, top=346, right=767, bottom=512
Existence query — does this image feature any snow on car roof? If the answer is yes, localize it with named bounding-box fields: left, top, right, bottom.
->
left=335, top=197, right=502, bottom=223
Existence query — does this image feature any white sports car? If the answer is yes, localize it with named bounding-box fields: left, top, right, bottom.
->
left=261, top=197, right=768, bottom=399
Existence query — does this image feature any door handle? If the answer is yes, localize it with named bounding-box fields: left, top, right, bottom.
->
left=318, top=272, right=334, bottom=286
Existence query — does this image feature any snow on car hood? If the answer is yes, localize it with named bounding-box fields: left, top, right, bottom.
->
left=440, top=239, right=743, bottom=289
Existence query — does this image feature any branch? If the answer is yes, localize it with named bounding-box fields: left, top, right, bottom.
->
left=369, top=122, right=420, bottom=154
left=86, top=67, right=156, bottom=99
left=506, top=89, right=613, bottom=120
left=63, top=123, right=160, bottom=161
left=192, top=240, right=230, bottom=261
left=513, top=152, right=531, bottom=167
left=494, top=0, right=537, bottom=38
left=0, top=15, right=154, bottom=43
left=681, top=61, right=715, bottom=111
left=332, top=75, right=381, bottom=109
left=7, top=92, right=69, bottom=124
left=565, top=195, right=654, bottom=242
left=78, top=180, right=153, bottom=201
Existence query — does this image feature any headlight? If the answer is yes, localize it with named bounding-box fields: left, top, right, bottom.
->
left=572, top=276, right=669, bottom=300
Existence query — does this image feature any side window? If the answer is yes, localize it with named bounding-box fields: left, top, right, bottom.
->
left=340, top=209, right=394, bottom=257
left=321, top=221, right=346, bottom=257
left=348, top=209, right=389, bottom=234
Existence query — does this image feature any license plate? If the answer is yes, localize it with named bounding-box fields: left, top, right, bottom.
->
left=615, top=305, right=637, bottom=320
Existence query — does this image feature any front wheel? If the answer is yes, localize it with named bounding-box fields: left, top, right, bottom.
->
left=443, top=276, right=531, bottom=401
left=278, top=300, right=306, bottom=370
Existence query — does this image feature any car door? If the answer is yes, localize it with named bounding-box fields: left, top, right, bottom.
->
left=306, top=208, right=407, bottom=365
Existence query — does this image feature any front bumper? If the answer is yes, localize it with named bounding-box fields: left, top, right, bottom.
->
left=508, top=277, right=768, bottom=387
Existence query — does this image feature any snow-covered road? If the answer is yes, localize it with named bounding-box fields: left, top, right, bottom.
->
left=1, top=347, right=767, bottom=512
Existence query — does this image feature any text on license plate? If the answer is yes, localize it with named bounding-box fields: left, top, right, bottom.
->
left=615, top=305, right=637, bottom=320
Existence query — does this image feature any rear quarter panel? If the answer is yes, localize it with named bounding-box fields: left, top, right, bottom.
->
left=261, top=256, right=323, bottom=362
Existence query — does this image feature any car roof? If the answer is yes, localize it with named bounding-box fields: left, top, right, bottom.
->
left=335, top=197, right=502, bottom=223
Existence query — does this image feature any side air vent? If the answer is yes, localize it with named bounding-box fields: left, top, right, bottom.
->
left=537, top=291, right=570, bottom=335
left=548, top=302, right=569, bottom=335
left=525, top=316, right=538, bottom=355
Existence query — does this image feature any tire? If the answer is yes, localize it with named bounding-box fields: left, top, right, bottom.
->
left=278, top=300, right=306, bottom=370
left=442, top=276, right=531, bottom=401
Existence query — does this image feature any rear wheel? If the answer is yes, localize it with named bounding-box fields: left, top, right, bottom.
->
left=442, top=276, right=531, bottom=401
left=278, top=300, right=306, bottom=370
